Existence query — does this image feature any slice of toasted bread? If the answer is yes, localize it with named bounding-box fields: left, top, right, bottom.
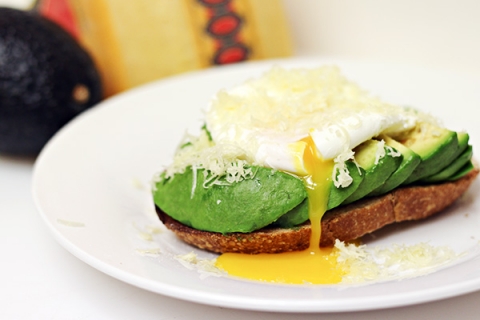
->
left=156, top=167, right=479, bottom=254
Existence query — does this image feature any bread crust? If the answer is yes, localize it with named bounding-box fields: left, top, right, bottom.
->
left=156, top=168, right=479, bottom=254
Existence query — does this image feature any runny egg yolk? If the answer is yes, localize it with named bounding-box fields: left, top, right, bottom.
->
left=215, top=136, right=346, bottom=284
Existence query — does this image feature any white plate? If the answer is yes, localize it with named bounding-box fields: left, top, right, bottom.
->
left=32, top=58, right=480, bottom=313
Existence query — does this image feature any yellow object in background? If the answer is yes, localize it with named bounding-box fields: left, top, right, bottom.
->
left=66, top=0, right=293, bottom=97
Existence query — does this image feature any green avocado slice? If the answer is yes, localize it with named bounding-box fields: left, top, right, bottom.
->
left=271, top=198, right=309, bottom=228
left=342, top=140, right=403, bottom=204
left=456, top=132, right=470, bottom=154
left=446, top=160, right=475, bottom=181
left=422, top=145, right=473, bottom=183
left=401, top=123, right=459, bottom=184
left=369, top=136, right=421, bottom=196
left=153, top=166, right=307, bottom=233
left=327, top=161, right=365, bottom=209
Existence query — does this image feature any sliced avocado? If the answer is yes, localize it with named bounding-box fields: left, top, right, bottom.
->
left=401, top=123, right=459, bottom=185
left=153, top=166, right=307, bottom=233
left=342, top=140, right=403, bottom=204
left=271, top=199, right=308, bottom=228
left=456, top=132, right=470, bottom=154
left=327, top=160, right=365, bottom=209
left=422, top=145, right=473, bottom=183
left=446, top=160, right=475, bottom=181
left=369, top=136, right=421, bottom=196
left=273, top=160, right=365, bottom=228
left=429, top=131, right=470, bottom=175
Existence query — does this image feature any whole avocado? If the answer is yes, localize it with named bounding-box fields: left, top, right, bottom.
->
left=0, top=7, right=102, bottom=155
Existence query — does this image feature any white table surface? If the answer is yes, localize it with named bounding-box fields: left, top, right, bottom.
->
left=3, top=0, right=480, bottom=318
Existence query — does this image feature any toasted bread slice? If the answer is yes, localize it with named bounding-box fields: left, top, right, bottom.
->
left=156, top=167, right=479, bottom=254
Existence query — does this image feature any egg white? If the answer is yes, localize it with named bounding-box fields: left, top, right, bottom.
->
left=205, top=66, right=418, bottom=176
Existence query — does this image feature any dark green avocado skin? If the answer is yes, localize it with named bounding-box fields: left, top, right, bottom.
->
left=0, top=7, right=102, bottom=155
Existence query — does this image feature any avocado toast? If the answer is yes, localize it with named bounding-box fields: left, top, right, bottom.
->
left=152, top=66, right=478, bottom=254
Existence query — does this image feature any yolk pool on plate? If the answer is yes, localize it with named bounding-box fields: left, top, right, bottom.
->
left=215, top=136, right=346, bottom=284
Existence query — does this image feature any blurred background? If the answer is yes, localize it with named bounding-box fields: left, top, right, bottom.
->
left=2, top=0, right=479, bottom=98
left=2, top=0, right=478, bottom=155
left=284, top=0, right=480, bottom=77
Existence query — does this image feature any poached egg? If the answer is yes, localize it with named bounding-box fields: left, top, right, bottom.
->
left=205, top=66, right=417, bottom=177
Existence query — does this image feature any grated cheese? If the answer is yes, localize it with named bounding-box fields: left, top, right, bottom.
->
left=57, top=219, right=85, bottom=227
left=385, top=144, right=402, bottom=158
left=374, top=139, right=386, bottom=165
left=155, top=129, right=257, bottom=192
left=174, top=252, right=224, bottom=279
left=334, top=240, right=459, bottom=283
left=136, top=248, right=161, bottom=256
left=132, top=222, right=163, bottom=241
left=131, top=177, right=145, bottom=190
left=332, top=149, right=356, bottom=188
